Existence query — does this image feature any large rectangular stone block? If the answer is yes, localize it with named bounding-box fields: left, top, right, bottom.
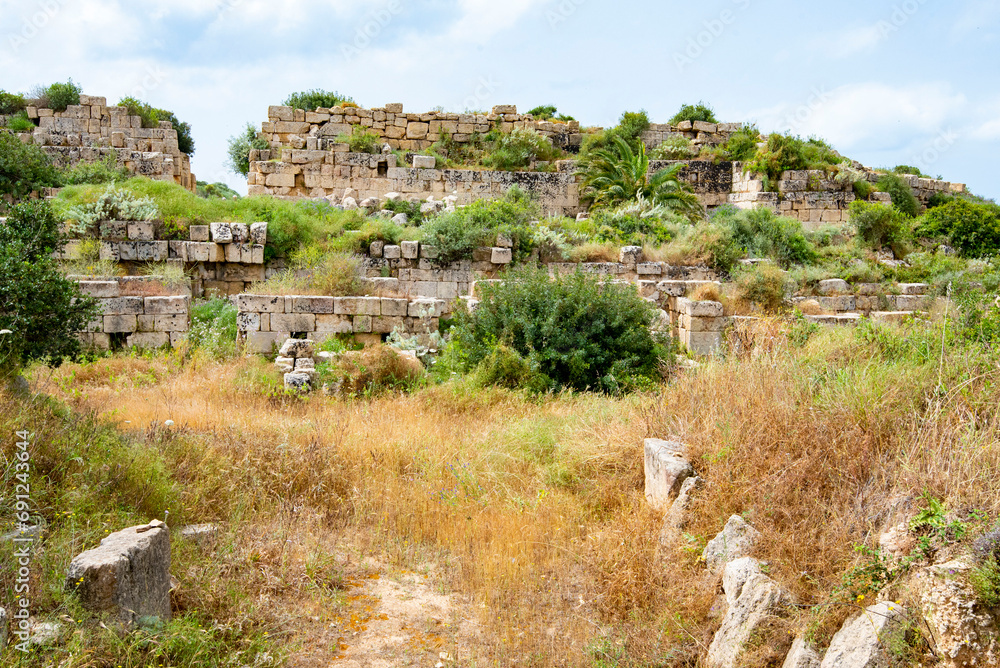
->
left=144, top=296, right=189, bottom=315
left=291, top=296, right=335, bottom=314
left=315, top=314, right=354, bottom=333
left=237, top=312, right=260, bottom=332
left=127, top=332, right=171, bottom=349
left=245, top=331, right=284, bottom=354
left=104, top=314, right=137, bottom=333
left=270, top=313, right=316, bottom=332
left=372, top=316, right=404, bottom=333
left=78, top=281, right=120, bottom=298
left=127, top=221, right=155, bottom=241
left=188, top=224, right=210, bottom=242
left=100, top=297, right=144, bottom=315
left=334, top=296, right=381, bottom=316
left=154, top=315, right=187, bottom=332
left=644, top=439, right=694, bottom=512
left=135, top=241, right=168, bottom=262
left=380, top=298, right=409, bottom=317
left=236, top=294, right=285, bottom=313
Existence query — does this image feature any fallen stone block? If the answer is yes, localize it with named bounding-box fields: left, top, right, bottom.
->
left=644, top=439, right=694, bottom=512
left=782, top=638, right=821, bottom=668
left=284, top=372, right=311, bottom=392
left=819, top=602, right=906, bottom=668
left=817, top=278, right=850, bottom=295
left=723, top=557, right=762, bottom=606
left=703, top=515, right=761, bottom=574
left=65, top=522, right=171, bottom=626
left=209, top=223, right=233, bottom=243
left=707, top=574, right=791, bottom=668
left=279, top=338, right=315, bottom=358
left=179, top=524, right=219, bottom=547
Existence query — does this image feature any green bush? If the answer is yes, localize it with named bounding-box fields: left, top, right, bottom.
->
left=669, top=102, right=718, bottom=125
left=581, top=110, right=650, bottom=156
left=744, top=134, right=842, bottom=188
left=0, top=90, right=26, bottom=115
left=62, top=154, right=131, bottom=185
left=734, top=264, right=789, bottom=313
left=63, top=183, right=158, bottom=235
left=917, top=198, right=1000, bottom=259
left=0, top=130, right=62, bottom=199
left=892, top=165, right=928, bottom=177
left=527, top=105, right=558, bottom=119
left=848, top=200, right=911, bottom=256
left=6, top=111, right=34, bottom=133
left=419, top=187, right=540, bottom=263
left=196, top=181, right=241, bottom=200
left=590, top=199, right=685, bottom=246
left=712, top=205, right=816, bottom=267
left=482, top=127, right=558, bottom=170
left=226, top=123, right=270, bottom=176
left=876, top=173, right=920, bottom=217
left=336, top=125, right=382, bottom=154
left=650, top=136, right=696, bottom=160
left=451, top=266, right=667, bottom=394
left=283, top=89, right=354, bottom=110
left=0, top=201, right=99, bottom=373
left=117, top=97, right=195, bottom=155
left=188, top=298, right=238, bottom=359
left=723, top=124, right=761, bottom=162
left=42, top=79, right=82, bottom=112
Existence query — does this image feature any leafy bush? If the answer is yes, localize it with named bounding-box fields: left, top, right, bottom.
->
left=0, top=90, right=26, bottom=115
left=335, top=125, right=382, bottom=154
left=590, top=198, right=686, bottom=246
left=669, top=102, right=718, bottom=125
left=117, top=97, right=195, bottom=155
left=917, top=198, right=1000, bottom=258
left=734, top=264, right=790, bottom=313
left=471, top=344, right=551, bottom=393
left=196, top=181, right=241, bottom=200
left=226, top=123, right=270, bottom=176
left=950, top=269, right=1000, bottom=347
left=892, top=165, right=928, bottom=177
left=451, top=266, right=666, bottom=394
left=0, top=130, right=62, bottom=199
left=650, top=136, right=696, bottom=160
left=283, top=89, right=354, bottom=110
left=876, top=173, right=920, bottom=217
left=187, top=298, right=238, bottom=359
left=419, top=187, right=540, bottom=263
left=7, top=111, right=34, bottom=133
left=713, top=206, right=816, bottom=267
left=527, top=105, right=557, bottom=119
left=580, top=110, right=650, bottom=156
left=722, top=124, right=760, bottom=162
left=481, top=127, right=558, bottom=170
left=744, top=134, right=842, bottom=187
left=848, top=200, right=911, bottom=256
left=0, top=201, right=99, bottom=373
left=63, top=183, right=159, bottom=235
left=41, top=79, right=82, bottom=112
left=250, top=250, right=362, bottom=296
left=318, top=345, right=423, bottom=396
left=62, top=154, right=130, bottom=185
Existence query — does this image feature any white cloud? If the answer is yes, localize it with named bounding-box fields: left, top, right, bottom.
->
left=951, top=0, right=1000, bottom=38
left=448, top=0, right=544, bottom=43
left=823, top=24, right=883, bottom=58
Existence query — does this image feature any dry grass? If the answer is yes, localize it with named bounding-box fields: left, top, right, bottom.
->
left=689, top=283, right=721, bottom=302
left=567, top=242, right=619, bottom=263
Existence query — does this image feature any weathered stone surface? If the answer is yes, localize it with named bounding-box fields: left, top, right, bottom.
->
left=620, top=246, right=643, bottom=265
left=782, top=638, right=821, bottom=668
left=644, top=439, right=694, bottom=512
left=412, top=155, right=436, bottom=169
left=0, top=606, right=7, bottom=648
left=383, top=244, right=402, bottom=260
left=707, top=574, right=791, bottom=668
left=65, top=523, right=171, bottom=625
left=401, top=240, right=420, bottom=259
left=209, top=222, right=233, bottom=244
left=236, top=294, right=284, bottom=313
left=703, top=515, right=761, bottom=574
left=78, top=281, right=120, bottom=298
left=179, top=524, right=219, bottom=546
left=279, top=338, right=315, bottom=359
left=661, top=475, right=702, bottom=540
left=723, top=557, right=762, bottom=606
left=491, top=247, right=512, bottom=264
left=28, top=621, right=62, bottom=646
left=284, top=372, right=311, bottom=392
left=819, top=602, right=906, bottom=668
left=817, top=279, right=850, bottom=295
left=144, top=296, right=188, bottom=315
left=189, top=224, right=210, bottom=242
left=249, top=222, right=268, bottom=245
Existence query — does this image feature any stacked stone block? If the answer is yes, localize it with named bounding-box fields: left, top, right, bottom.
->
left=75, top=281, right=190, bottom=349
left=22, top=94, right=195, bottom=191
left=275, top=338, right=317, bottom=392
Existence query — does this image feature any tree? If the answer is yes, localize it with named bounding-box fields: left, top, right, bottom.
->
left=0, top=131, right=62, bottom=200
left=0, top=201, right=99, bottom=374
left=226, top=123, right=270, bottom=177
left=580, top=134, right=702, bottom=218
left=669, top=102, right=718, bottom=125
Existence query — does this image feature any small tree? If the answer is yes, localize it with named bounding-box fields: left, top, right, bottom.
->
left=0, top=201, right=99, bottom=374
left=0, top=131, right=62, bottom=200
left=669, top=102, right=718, bottom=125
left=226, top=123, right=270, bottom=176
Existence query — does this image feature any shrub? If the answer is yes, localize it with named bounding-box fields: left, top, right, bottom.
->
left=450, top=266, right=667, bottom=394
left=581, top=110, right=650, bottom=156
left=420, top=188, right=540, bottom=263
left=669, top=102, right=718, bottom=125
left=0, top=130, right=62, bottom=199
left=63, top=183, right=158, bottom=235
left=226, top=123, right=270, bottom=176
left=42, top=79, right=82, bottom=112
left=0, top=200, right=99, bottom=373
left=62, top=154, right=131, bottom=185
left=713, top=205, right=816, bottom=267
left=335, top=125, right=382, bottom=154
left=283, top=89, right=354, bottom=110
left=918, top=198, right=1000, bottom=259
left=723, top=124, right=760, bottom=162
left=744, top=134, right=842, bottom=187
left=734, top=264, right=789, bottom=313
left=196, top=181, right=241, bottom=200
left=0, top=90, right=26, bottom=115
left=848, top=200, right=911, bottom=256
left=472, top=345, right=551, bottom=393
left=527, top=105, right=558, bottom=119
left=7, top=111, right=34, bottom=133
left=318, top=345, right=423, bottom=396
left=482, top=127, right=558, bottom=171
left=650, top=136, right=696, bottom=160
left=876, top=173, right=920, bottom=217
left=892, top=165, right=928, bottom=177
left=187, top=298, right=238, bottom=359
left=590, top=198, right=685, bottom=247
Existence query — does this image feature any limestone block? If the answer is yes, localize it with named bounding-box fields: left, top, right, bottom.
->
left=100, top=221, right=128, bottom=239
left=334, top=296, right=381, bottom=316
left=294, top=358, right=315, bottom=371
left=153, top=315, right=187, bottom=332
left=78, top=281, right=119, bottom=298
left=893, top=295, right=930, bottom=311
left=270, top=313, right=316, bottom=332
left=225, top=243, right=242, bottom=263
left=383, top=245, right=402, bottom=260
left=409, top=298, right=445, bottom=318
left=707, top=574, right=790, bottom=668
left=819, top=602, right=906, bottom=668
left=144, top=296, right=188, bottom=315
left=491, top=247, right=512, bottom=264
left=237, top=312, right=260, bottom=332
left=168, top=240, right=188, bottom=261
left=291, top=296, right=334, bottom=314
left=684, top=316, right=727, bottom=333
left=805, top=314, right=862, bottom=326
left=65, top=522, right=171, bottom=625
left=385, top=103, right=403, bottom=113
left=230, top=223, right=249, bottom=243
left=118, top=242, right=137, bottom=261
left=871, top=311, right=915, bottom=324
left=284, top=372, right=311, bottom=392
left=644, top=439, right=694, bottom=511
left=136, top=315, right=155, bottom=332
left=381, top=298, right=409, bottom=317
left=637, top=263, right=662, bottom=276
left=412, top=155, right=436, bottom=169
left=619, top=246, right=643, bottom=266
left=782, top=638, right=821, bottom=668
left=210, top=223, right=233, bottom=244
left=127, top=221, right=155, bottom=241
left=679, top=298, right=724, bottom=318
left=372, top=316, right=404, bottom=333
left=703, top=515, right=761, bottom=574
left=401, top=240, right=420, bottom=259
left=817, top=278, right=850, bottom=295
left=816, top=295, right=855, bottom=312
left=898, top=283, right=928, bottom=296
left=722, top=557, right=762, bottom=606
left=279, top=338, right=315, bottom=358
left=252, top=245, right=265, bottom=264
left=352, top=315, right=373, bottom=333
left=189, top=224, right=210, bottom=241
left=406, top=122, right=429, bottom=139
left=236, top=295, right=285, bottom=313
left=249, top=222, right=268, bottom=245
left=135, top=241, right=168, bottom=262
left=315, top=314, right=354, bottom=334
left=421, top=244, right=439, bottom=259
left=661, top=475, right=703, bottom=539
left=245, top=331, right=284, bottom=354
left=101, top=297, right=144, bottom=316
left=127, top=332, right=170, bottom=348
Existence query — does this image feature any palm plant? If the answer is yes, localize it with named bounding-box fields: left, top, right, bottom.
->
left=580, top=135, right=702, bottom=220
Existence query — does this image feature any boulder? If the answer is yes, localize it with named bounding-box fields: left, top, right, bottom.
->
left=819, top=602, right=906, bottom=668
left=644, top=439, right=694, bottom=512
left=707, top=573, right=791, bottom=668
left=342, top=197, right=358, bottom=210
left=65, top=522, right=171, bottom=625
left=359, top=197, right=380, bottom=210
left=782, top=638, right=821, bottom=668
left=703, top=515, right=761, bottom=574
left=723, top=557, right=762, bottom=606
left=279, top=338, right=315, bottom=359
left=661, top=475, right=703, bottom=540
left=391, top=213, right=408, bottom=226
left=284, top=372, right=312, bottom=392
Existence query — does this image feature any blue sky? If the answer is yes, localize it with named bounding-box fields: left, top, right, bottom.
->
left=2, top=0, right=998, bottom=199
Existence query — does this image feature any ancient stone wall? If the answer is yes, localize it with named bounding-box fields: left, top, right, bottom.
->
left=641, top=121, right=743, bottom=150
left=74, top=280, right=190, bottom=350
left=16, top=94, right=195, bottom=191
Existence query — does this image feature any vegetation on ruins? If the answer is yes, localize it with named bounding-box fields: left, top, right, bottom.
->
left=61, top=154, right=132, bottom=186
left=580, top=110, right=651, bottom=156
left=668, top=101, right=719, bottom=125
left=226, top=122, right=271, bottom=176
left=849, top=200, right=913, bottom=257
left=526, top=104, right=575, bottom=121
left=919, top=196, right=1000, bottom=258
left=117, top=96, right=196, bottom=155
left=449, top=266, right=668, bottom=394
left=334, top=125, right=382, bottom=154
left=0, top=132, right=62, bottom=199
left=29, top=79, right=82, bottom=112
left=743, top=132, right=843, bottom=187
left=0, top=201, right=99, bottom=374
left=0, top=89, right=27, bottom=114
left=283, top=88, right=355, bottom=111
left=419, top=187, right=539, bottom=263
left=876, top=172, right=922, bottom=217
left=428, top=125, right=564, bottom=172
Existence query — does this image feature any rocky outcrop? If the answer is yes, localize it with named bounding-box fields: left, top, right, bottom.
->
left=819, top=602, right=906, bottom=668
left=723, top=557, right=762, bottom=606
left=782, top=638, right=821, bottom=668
left=65, top=520, right=171, bottom=626
left=703, top=515, right=761, bottom=574
left=707, top=573, right=792, bottom=668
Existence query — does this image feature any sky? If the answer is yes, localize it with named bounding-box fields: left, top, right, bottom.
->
left=1, top=0, right=998, bottom=199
